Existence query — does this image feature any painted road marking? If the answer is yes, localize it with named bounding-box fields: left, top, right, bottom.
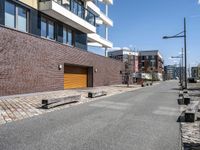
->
left=153, top=106, right=178, bottom=117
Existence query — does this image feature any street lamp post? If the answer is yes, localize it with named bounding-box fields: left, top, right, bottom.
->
left=171, top=49, right=184, bottom=86
left=163, top=18, right=187, bottom=89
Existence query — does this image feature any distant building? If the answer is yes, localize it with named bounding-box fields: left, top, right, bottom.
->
left=191, top=65, right=200, bottom=79
left=108, top=48, right=139, bottom=73
left=108, top=49, right=164, bottom=81
left=108, top=48, right=139, bottom=83
left=138, top=50, right=164, bottom=81
left=164, top=65, right=176, bottom=80
left=174, top=66, right=185, bottom=81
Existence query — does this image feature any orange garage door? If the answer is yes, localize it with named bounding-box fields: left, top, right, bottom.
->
left=64, top=65, right=88, bottom=89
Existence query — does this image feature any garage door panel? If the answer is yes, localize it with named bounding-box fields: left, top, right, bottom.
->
left=64, top=66, right=88, bottom=89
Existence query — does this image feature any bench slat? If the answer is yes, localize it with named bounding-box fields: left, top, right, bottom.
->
left=88, top=91, right=107, bottom=98
left=42, top=95, right=81, bottom=109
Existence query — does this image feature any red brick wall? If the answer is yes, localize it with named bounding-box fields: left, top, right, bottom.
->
left=138, top=55, right=163, bottom=73
left=0, top=26, right=124, bottom=96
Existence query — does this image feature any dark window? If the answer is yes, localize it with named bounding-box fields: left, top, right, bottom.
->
left=142, top=62, right=145, bottom=67
left=142, top=56, right=145, bottom=60
left=57, top=24, right=63, bottom=43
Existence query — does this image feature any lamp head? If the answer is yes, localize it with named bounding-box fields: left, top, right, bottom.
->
left=163, top=36, right=168, bottom=39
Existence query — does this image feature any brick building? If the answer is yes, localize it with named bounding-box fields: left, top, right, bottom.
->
left=108, top=48, right=139, bottom=73
left=138, top=50, right=164, bottom=81
left=0, top=0, right=124, bottom=96
left=108, top=49, right=164, bottom=81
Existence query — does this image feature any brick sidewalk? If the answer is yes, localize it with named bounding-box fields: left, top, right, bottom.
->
left=0, top=84, right=143, bottom=126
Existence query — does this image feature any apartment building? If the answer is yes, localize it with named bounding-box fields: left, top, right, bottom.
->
left=164, top=65, right=176, bottom=80
left=108, top=48, right=139, bottom=83
left=138, top=50, right=164, bottom=81
left=0, top=0, right=124, bottom=96
left=108, top=48, right=139, bottom=73
left=108, top=49, right=164, bottom=81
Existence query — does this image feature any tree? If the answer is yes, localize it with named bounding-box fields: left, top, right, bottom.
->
left=124, top=54, right=133, bottom=87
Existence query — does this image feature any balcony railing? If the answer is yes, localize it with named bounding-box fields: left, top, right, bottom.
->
left=39, top=0, right=96, bottom=26
left=92, top=0, right=99, bottom=5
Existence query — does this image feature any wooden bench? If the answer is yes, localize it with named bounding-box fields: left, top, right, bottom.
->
left=88, top=91, right=107, bottom=98
left=42, top=95, right=81, bottom=109
left=185, top=101, right=199, bottom=122
left=183, top=94, right=190, bottom=105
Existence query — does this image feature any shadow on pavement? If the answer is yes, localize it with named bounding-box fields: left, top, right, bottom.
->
left=171, top=88, right=181, bottom=91
left=188, top=87, right=200, bottom=91
left=177, top=112, right=185, bottom=123
left=183, top=143, right=200, bottom=150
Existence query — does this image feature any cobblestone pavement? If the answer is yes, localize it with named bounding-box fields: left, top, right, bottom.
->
left=180, top=82, right=200, bottom=149
left=0, top=84, right=147, bottom=126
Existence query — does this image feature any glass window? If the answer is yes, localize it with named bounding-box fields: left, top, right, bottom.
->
left=48, top=20, right=54, bottom=40
left=72, top=1, right=78, bottom=15
left=142, top=56, right=145, bottom=60
left=63, top=27, right=67, bottom=44
left=142, top=62, right=145, bottom=67
left=17, top=6, right=27, bottom=32
left=5, top=1, right=28, bottom=32
left=68, top=29, right=73, bottom=46
left=78, top=4, right=83, bottom=18
left=57, top=24, right=63, bottom=43
left=41, top=17, right=47, bottom=37
left=5, top=1, right=15, bottom=28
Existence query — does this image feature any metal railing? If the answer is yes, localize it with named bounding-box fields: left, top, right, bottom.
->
left=92, top=0, right=99, bottom=5
left=39, top=0, right=96, bottom=26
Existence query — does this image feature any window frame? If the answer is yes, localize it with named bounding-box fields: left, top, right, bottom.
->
left=4, top=0, right=29, bottom=32
left=62, top=25, right=74, bottom=46
left=40, top=16, right=55, bottom=40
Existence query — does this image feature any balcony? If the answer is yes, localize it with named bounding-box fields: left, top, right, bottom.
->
left=87, top=1, right=113, bottom=26
left=39, top=0, right=96, bottom=33
left=87, top=33, right=113, bottom=48
left=99, top=0, right=113, bottom=5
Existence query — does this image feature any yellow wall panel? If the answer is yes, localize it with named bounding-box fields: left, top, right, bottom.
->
left=20, top=0, right=38, bottom=9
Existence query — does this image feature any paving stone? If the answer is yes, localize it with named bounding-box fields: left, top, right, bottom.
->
left=0, top=84, right=145, bottom=126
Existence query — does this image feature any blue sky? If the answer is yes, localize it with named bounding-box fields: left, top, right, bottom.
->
left=89, top=0, right=200, bottom=67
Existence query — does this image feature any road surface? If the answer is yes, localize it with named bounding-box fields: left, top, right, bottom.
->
left=0, top=81, right=181, bottom=150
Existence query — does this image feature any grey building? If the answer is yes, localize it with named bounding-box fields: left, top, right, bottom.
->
left=164, top=65, right=176, bottom=80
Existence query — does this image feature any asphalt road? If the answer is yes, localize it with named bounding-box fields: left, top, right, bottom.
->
left=0, top=81, right=181, bottom=150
